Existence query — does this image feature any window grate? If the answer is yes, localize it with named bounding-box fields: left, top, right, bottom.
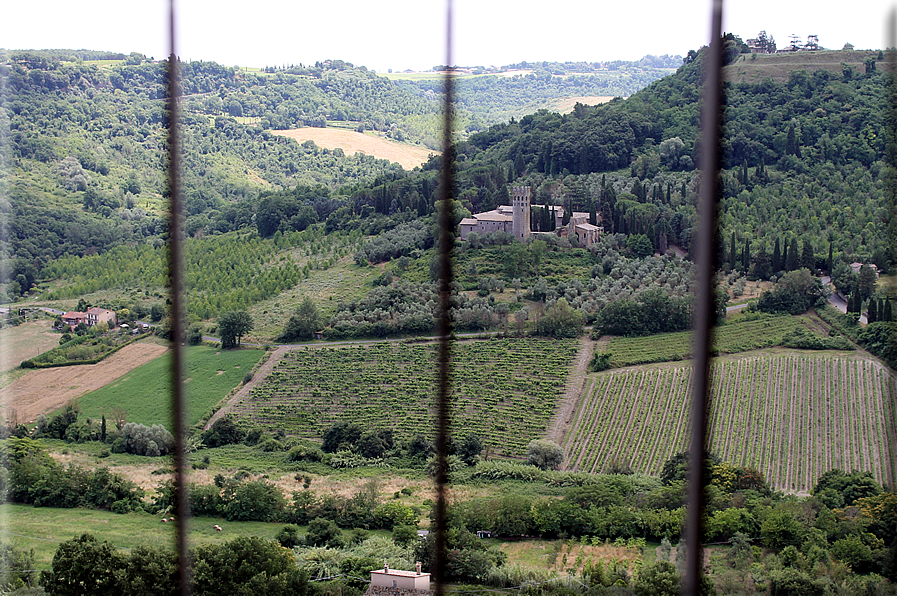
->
left=153, top=3, right=897, bottom=596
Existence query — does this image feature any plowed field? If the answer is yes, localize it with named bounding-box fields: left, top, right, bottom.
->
left=1, top=341, right=169, bottom=423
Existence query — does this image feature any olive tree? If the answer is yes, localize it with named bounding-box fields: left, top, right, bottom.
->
left=526, top=439, right=564, bottom=470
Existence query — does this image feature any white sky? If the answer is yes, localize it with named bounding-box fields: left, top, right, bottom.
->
left=2, top=1, right=895, bottom=72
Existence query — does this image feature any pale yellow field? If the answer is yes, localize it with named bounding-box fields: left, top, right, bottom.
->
left=551, top=95, right=616, bottom=113
left=271, top=128, right=439, bottom=170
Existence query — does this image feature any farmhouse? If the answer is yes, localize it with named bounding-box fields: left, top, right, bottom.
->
left=459, top=186, right=602, bottom=247
left=367, top=563, right=432, bottom=596
left=86, top=307, right=116, bottom=327
left=61, top=311, right=87, bottom=328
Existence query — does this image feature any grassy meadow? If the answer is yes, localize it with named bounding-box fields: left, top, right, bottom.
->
left=74, top=346, right=266, bottom=427
left=0, top=503, right=294, bottom=570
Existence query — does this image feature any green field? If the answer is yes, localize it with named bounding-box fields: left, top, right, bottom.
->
left=75, top=346, right=266, bottom=427
left=0, top=504, right=290, bottom=570
left=598, top=314, right=817, bottom=368
left=563, top=350, right=897, bottom=493
left=230, top=338, right=579, bottom=457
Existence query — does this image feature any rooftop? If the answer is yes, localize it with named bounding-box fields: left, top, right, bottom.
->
left=371, top=569, right=431, bottom=578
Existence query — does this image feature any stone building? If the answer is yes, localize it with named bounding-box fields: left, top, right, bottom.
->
left=458, top=185, right=602, bottom=247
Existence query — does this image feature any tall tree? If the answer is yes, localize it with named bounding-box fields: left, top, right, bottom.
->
left=218, top=311, right=254, bottom=349
left=858, top=265, right=877, bottom=300
left=280, top=297, right=322, bottom=341
left=772, top=237, right=782, bottom=272
left=801, top=239, right=814, bottom=271
left=730, top=232, right=737, bottom=271
left=785, top=238, right=800, bottom=271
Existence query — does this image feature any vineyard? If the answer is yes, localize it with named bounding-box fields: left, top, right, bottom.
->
left=229, top=338, right=579, bottom=456
left=600, top=314, right=822, bottom=368
left=563, top=351, right=897, bottom=493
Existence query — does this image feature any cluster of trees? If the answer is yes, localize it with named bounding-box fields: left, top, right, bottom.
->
left=39, top=533, right=309, bottom=596
left=116, top=423, right=175, bottom=456
left=592, top=288, right=694, bottom=337
left=754, top=268, right=826, bottom=315
left=354, top=219, right=433, bottom=265
left=3, top=437, right=145, bottom=513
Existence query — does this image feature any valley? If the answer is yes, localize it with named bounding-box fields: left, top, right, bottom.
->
left=1, top=39, right=896, bottom=594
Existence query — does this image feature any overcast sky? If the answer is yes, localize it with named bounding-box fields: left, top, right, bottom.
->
left=3, top=0, right=895, bottom=72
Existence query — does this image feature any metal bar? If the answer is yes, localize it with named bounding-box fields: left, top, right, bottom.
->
left=166, top=1, right=191, bottom=594
left=684, top=0, right=724, bottom=593
left=432, top=1, right=455, bottom=593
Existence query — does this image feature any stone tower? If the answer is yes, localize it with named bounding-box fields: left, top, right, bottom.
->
left=511, top=186, right=531, bottom=241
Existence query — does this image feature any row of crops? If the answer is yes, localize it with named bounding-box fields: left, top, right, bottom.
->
left=602, top=314, right=811, bottom=368
left=230, top=337, right=579, bottom=457
left=563, top=352, right=897, bottom=493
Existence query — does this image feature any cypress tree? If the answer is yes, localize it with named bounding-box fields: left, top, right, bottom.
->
left=828, top=242, right=834, bottom=273
left=801, top=239, right=814, bottom=271
left=781, top=241, right=788, bottom=272
left=681, top=181, right=687, bottom=198
left=742, top=240, right=751, bottom=272
left=786, top=123, right=797, bottom=156
left=666, top=183, right=672, bottom=202
left=589, top=200, right=597, bottom=226
left=101, top=415, right=107, bottom=443
left=786, top=238, right=800, bottom=271
left=772, top=238, right=782, bottom=272
left=730, top=232, right=737, bottom=271
left=885, top=300, right=893, bottom=322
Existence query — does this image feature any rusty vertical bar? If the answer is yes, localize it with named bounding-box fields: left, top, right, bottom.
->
left=432, top=1, right=455, bottom=594
left=684, top=0, right=724, bottom=593
left=886, top=11, right=897, bottom=491
left=166, top=1, right=191, bottom=594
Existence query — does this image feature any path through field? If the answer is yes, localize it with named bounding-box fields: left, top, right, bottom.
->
left=547, top=336, right=594, bottom=444
left=562, top=350, right=897, bottom=493
left=1, top=342, right=169, bottom=423
left=204, top=345, right=287, bottom=429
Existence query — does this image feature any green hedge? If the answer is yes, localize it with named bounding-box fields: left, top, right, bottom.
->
left=21, top=333, right=149, bottom=369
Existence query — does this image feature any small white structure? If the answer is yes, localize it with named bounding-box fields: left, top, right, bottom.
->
left=370, top=563, right=431, bottom=591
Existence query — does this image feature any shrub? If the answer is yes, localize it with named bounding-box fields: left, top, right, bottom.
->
left=526, top=440, right=564, bottom=470
left=275, top=524, right=303, bottom=548
left=286, top=445, right=323, bottom=462
left=224, top=480, right=286, bottom=522
left=202, top=416, right=246, bottom=448
left=120, top=423, right=174, bottom=456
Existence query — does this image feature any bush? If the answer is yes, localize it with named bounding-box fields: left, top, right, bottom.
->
left=526, top=440, right=564, bottom=470
left=305, top=517, right=344, bottom=547
left=224, top=480, right=286, bottom=522
left=275, top=525, right=303, bottom=548
left=120, top=423, right=174, bottom=456
left=286, top=445, right=323, bottom=462
left=202, top=416, right=246, bottom=448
